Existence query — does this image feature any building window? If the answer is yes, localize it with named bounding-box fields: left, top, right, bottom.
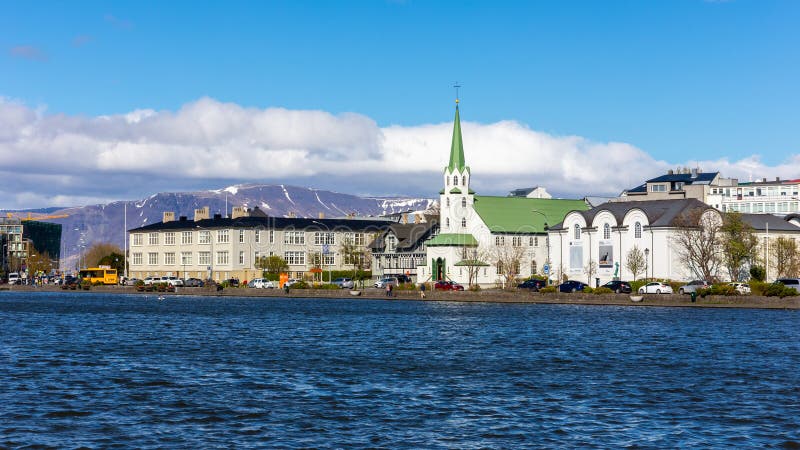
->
left=239, top=230, right=245, bottom=243
left=634, top=222, right=642, bottom=239
left=132, top=252, right=143, bottom=265
left=603, top=223, right=611, bottom=240
left=463, top=176, right=467, bottom=186
left=323, top=254, right=335, bottom=266
left=534, top=236, right=539, bottom=247
left=164, top=252, right=176, bottom=265
left=216, top=251, right=229, bottom=265
left=149, top=233, right=159, bottom=245
left=164, top=232, right=175, bottom=245
left=239, top=251, right=245, bottom=264
left=198, top=252, right=211, bottom=266
left=217, top=229, right=229, bottom=244
left=496, top=261, right=504, bottom=275
left=495, top=235, right=505, bottom=246
left=574, top=224, right=581, bottom=240
left=314, top=232, right=335, bottom=245
left=199, top=230, right=211, bottom=244
left=344, top=232, right=365, bottom=245
left=386, top=235, right=397, bottom=252
left=446, top=218, right=450, bottom=228
left=454, top=176, right=459, bottom=185
left=148, top=252, right=158, bottom=265
left=446, top=198, right=450, bottom=207
left=181, top=231, right=193, bottom=245
left=133, top=234, right=143, bottom=246
left=269, top=229, right=275, bottom=243
left=531, top=260, right=537, bottom=275
left=181, top=252, right=192, bottom=265
left=650, top=184, right=667, bottom=192
left=461, top=218, right=467, bottom=228
left=285, top=251, right=305, bottom=265
left=512, top=236, right=522, bottom=247
left=255, top=230, right=260, bottom=244
left=461, top=197, right=466, bottom=208
left=284, top=231, right=305, bottom=245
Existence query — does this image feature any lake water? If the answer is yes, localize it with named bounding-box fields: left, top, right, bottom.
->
left=1, top=292, right=798, bottom=448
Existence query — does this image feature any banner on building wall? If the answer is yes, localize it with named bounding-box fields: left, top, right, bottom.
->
left=569, top=245, right=583, bottom=271
left=598, top=242, right=613, bottom=269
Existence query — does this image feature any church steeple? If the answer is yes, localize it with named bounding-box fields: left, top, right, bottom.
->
left=447, top=104, right=466, bottom=172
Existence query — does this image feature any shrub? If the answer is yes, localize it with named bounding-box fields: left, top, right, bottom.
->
left=763, top=283, right=798, bottom=298
left=630, top=280, right=648, bottom=293
left=313, top=283, right=339, bottom=290
left=593, top=287, right=613, bottom=295
left=749, top=280, right=769, bottom=296
left=468, top=284, right=481, bottom=292
left=291, top=281, right=310, bottom=289
left=394, top=283, right=417, bottom=291
left=539, top=286, right=557, bottom=293
left=749, top=266, right=766, bottom=282
left=697, top=284, right=739, bottom=297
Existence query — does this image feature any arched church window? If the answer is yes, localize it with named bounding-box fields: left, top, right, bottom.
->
left=604, top=223, right=611, bottom=240
left=531, top=260, right=537, bottom=275
left=446, top=198, right=450, bottom=207
left=453, top=176, right=459, bottom=185
left=574, top=224, right=581, bottom=240
left=635, top=222, right=642, bottom=239
left=461, top=218, right=466, bottom=227
left=463, top=176, right=467, bottom=186
left=461, top=197, right=466, bottom=208
left=446, top=218, right=450, bottom=228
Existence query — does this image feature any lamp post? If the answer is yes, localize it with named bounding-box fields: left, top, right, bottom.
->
left=644, top=248, right=650, bottom=281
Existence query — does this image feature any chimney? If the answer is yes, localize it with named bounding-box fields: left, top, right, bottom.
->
left=691, top=168, right=698, bottom=179
left=776, top=177, right=781, bottom=182
left=213, top=213, right=222, bottom=219
left=287, top=212, right=296, bottom=218
left=231, top=206, right=248, bottom=219
left=179, top=216, right=187, bottom=221
left=163, top=212, right=175, bottom=223
left=194, top=206, right=209, bottom=222
left=318, top=212, right=325, bottom=219
left=667, top=169, right=674, bottom=175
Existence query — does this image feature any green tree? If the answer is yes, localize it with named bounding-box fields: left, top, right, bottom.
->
left=720, top=212, right=758, bottom=281
left=98, top=252, right=126, bottom=273
left=256, top=255, right=289, bottom=278
left=84, top=243, right=124, bottom=268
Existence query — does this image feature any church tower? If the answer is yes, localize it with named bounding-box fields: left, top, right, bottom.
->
left=440, top=100, right=474, bottom=233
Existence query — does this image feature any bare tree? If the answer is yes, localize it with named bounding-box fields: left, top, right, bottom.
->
left=584, top=260, right=598, bottom=285
left=772, top=237, right=800, bottom=278
left=26, top=251, right=53, bottom=276
left=720, top=212, right=759, bottom=281
left=491, top=240, right=527, bottom=288
left=625, top=245, right=646, bottom=281
left=671, top=208, right=723, bottom=281
left=461, top=246, right=489, bottom=288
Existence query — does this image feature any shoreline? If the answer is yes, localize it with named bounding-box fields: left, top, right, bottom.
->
left=3, top=285, right=799, bottom=310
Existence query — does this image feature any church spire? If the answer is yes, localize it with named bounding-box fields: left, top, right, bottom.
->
left=448, top=102, right=466, bottom=172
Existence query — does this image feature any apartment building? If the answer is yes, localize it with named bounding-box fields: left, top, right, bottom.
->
left=127, top=206, right=391, bottom=281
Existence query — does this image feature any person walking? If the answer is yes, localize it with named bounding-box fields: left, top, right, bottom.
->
left=386, top=283, right=391, bottom=297
left=419, top=282, right=426, bottom=299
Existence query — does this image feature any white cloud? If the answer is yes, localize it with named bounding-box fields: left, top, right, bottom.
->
left=0, top=96, right=797, bottom=210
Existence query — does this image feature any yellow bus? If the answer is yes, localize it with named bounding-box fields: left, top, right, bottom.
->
left=79, top=267, right=119, bottom=285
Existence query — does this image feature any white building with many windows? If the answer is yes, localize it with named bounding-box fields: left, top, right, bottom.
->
left=127, top=207, right=390, bottom=282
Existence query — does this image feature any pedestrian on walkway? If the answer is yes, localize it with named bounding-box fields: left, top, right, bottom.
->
left=419, top=282, right=426, bottom=299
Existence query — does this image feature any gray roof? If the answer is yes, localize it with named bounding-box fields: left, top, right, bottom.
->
left=129, top=214, right=391, bottom=233
left=551, top=199, right=711, bottom=229
left=741, top=214, right=800, bottom=232
left=369, top=218, right=439, bottom=251
left=626, top=172, right=719, bottom=193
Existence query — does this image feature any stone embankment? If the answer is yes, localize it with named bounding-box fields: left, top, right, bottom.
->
left=3, top=284, right=799, bottom=309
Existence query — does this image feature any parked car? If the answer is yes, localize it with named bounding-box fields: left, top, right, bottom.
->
left=434, top=280, right=465, bottom=291
left=143, top=276, right=160, bottom=286
left=388, top=274, right=412, bottom=284
left=247, top=278, right=276, bottom=289
left=123, top=277, right=141, bottom=286
left=638, top=282, right=673, bottom=294
left=284, top=278, right=300, bottom=287
left=7, top=272, right=20, bottom=285
left=225, top=278, right=240, bottom=287
left=517, top=279, right=545, bottom=291
left=727, top=282, right=751, bottom=295
left=601, top=280, right=632, bottom=294
left=183, top=278, right=204, bottom=287
left=678, top=280, right=709, bottom=295
left=559, top=280, right=588, bottom=293
left=160, top=276, right=184, bottom=287
left=775, top=278, right=800, bottom=289
left=374, top=277, right=399, bottom=288
left=61, top=275, right=79, bottom=289
left=331, top=277, right=354, bottom=289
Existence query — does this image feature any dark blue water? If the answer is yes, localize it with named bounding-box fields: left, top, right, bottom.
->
left=1, top=292, right=798, bottom=448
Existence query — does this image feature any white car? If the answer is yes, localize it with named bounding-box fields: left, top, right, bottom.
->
left=7, top=272, right=20, bottom=285
left=728, top=282, right=750, bottom=295
left=374, top=277, right=398, bottom=288
left=160, top=276, right=184, bottom=287
left=248, top=278, right=275, bottom=289
left=143, top=276, right=160, bottom=286
left=638, top=282, right=673, bottom=294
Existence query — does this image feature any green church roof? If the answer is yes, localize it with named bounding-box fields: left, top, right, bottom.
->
left=426, top=233, right=478, bottom=247
left=472, top=196, right=588, bottom=233
left=449, top=187, right=462, bottom=194
left=447, top=106, right=468, bottom=173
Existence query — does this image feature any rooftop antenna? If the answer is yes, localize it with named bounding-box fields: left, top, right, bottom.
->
left=453, top=82, right=461, bottom=105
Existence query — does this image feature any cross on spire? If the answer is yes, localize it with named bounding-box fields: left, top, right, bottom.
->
left=454, top=82, right=461, bottom=104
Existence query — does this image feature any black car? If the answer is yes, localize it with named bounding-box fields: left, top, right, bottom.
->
left=225, top=278, right=240, bottom=287
left=558, top=280, right=588, bottom=293
left=601, top=280, right=632, bottom=294
left=517, top=279, right=545, bottom=291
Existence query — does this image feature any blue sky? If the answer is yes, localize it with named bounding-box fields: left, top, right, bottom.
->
left=1, top=1, right=799, bottom=208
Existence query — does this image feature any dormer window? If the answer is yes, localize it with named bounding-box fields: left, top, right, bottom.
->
left=603, top=223, right=611, bottom=240
left=573, top=224, right=581, bottom=240
left=635, top=222, right=642, bottom=239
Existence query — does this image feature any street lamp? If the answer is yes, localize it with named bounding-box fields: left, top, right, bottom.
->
left=644, top=248, right=650, bottom=281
